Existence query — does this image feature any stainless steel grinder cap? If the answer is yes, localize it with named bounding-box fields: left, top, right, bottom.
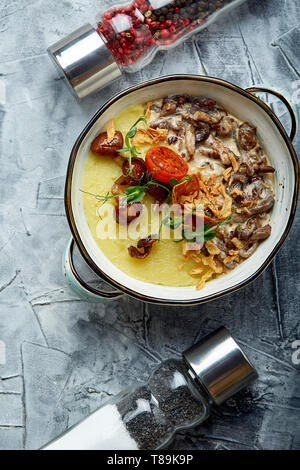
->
left=183, top=327, right=258, bottom=405
left=48, top=24, right=122, bottom=98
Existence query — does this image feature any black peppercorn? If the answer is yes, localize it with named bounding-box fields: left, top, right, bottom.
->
left=180, top=8, right=188, bottom=19
left=198, top=0, right=208, bottom=8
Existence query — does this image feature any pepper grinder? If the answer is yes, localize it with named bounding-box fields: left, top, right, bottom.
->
left=43, top=327, right=257, bottom=450
left=47, top=0, right=247, bottom=98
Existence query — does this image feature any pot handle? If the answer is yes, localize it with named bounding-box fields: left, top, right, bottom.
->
left=245, top=86, right=298, bottom=142
left=63, top=238, right=124, bottom=302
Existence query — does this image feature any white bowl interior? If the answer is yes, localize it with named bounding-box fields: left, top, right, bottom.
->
left=71, top=79, right=296, bottom=302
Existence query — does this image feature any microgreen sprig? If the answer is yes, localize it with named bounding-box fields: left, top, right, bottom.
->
left=81, top=176, right=172, bottom=207
left=169, top=176, right=192, bottom=187
left=120, top=175, right=193, bottom=205
left=159, top=213, right=231, bottom=244
left=117, top=117, right=147, bottom=176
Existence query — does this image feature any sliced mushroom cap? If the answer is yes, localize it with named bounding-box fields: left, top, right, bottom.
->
left=248, top=195, right=275, bottom=215
left=236, top=218, right=258, bottom=240
left=258, top=165, right=276, bottom=174
left=249, top=224, right=272, bottom=241
left=185, top=124, right=196, bottom=158
left=160, top=101, right=177, bottom=116
left=193, top=110, right=220, bottom=126
left=191, top=96, right=216, bottom=110
left=238, top=122, right=257, bottom=151
left=216, top=116, right=238, bottom=138
left=204, top=135, right=233, bottom=166
left=239, top=242, right=259, bottom=258
left=150, top=115, right=182, bottom=133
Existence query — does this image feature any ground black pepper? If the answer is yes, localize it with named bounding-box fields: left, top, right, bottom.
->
left=122, top=406, right=171, bottom=449
left=148, top=360, right=205, bottom=427
left=43, top=328, right=257, bottom=451
left=117, top=386, right=151, bottom=418
left=116, top=360, right=206, bottom=449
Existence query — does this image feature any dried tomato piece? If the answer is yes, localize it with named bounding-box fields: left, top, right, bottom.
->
left=172, top=174, right=199, bottom=205
left=128, top=235, right=158, bottom=259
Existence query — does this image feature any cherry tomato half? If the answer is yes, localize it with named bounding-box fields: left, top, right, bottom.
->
left=145, top=146, right=189, bottom=183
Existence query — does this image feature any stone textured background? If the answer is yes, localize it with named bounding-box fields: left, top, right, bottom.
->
left=0, top=0, right=300, bottom=450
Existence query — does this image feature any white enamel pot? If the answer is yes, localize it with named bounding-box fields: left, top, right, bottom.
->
left=64, top=75, right=299, bottom=305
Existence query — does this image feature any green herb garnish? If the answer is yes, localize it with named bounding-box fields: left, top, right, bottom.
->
left=117, top=117, right=147, bottom=176
left=81, top=175, right=172, bottom=207
left=123, top=177, right=172, bottom=204
left=80, top=190, right=116, bottom=204
left=159, top=213, right=231, bottom=244
left=169, top=176, right=192, bottom=187
left=123, top=185, right=146, bottom=204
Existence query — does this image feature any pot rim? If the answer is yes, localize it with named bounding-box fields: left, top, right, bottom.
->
left=65, top=74, right=299, bottom=305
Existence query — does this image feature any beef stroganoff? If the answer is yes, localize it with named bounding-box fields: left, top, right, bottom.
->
left=82, top=94, right=275, bottom=289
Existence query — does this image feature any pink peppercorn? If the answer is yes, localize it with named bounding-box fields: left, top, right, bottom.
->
left=139, top=3, right=148, bottom=12
left=96, top=0, right=215, bottom=68
left=160, top=29, right=170, bottom=39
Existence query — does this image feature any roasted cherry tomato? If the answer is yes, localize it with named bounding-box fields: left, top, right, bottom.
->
left=145, top=146, right=189, bottom=183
